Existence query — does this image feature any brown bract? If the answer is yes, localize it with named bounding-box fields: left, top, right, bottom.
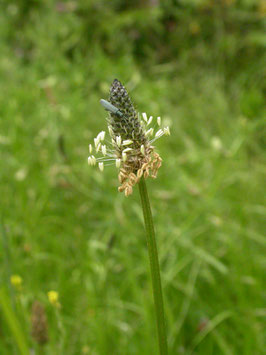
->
left=118, top=148, right=162, bottom=196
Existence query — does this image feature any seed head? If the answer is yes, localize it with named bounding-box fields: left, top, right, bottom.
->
left=88, top=79, right=170, bottom=196
left=31, top=301, right=48, bottom=346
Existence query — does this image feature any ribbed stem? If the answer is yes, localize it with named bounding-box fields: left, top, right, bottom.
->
left=138, top=177, right=168, bottom=355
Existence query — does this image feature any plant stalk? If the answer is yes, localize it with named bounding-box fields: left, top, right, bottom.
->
left=138, top=177, right=168, bottom=355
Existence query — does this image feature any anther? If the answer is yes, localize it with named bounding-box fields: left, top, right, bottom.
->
left=116, top=136, right=122, bottom=147
left=116, top=159, right=121, bottom=168
left=122, top=152, right=127, bottom=162
left=122, top=140, right=133, bottom=146
left=122, top=148, right=132, bottom=153
left=147, top=116, right=153, bottom=126
left=102, top=145, right=107, bottom=156
left=145, top=128, right=154, bottom=136
left=142, top=112, right=148, bottom=122
left=164, top=127, right=170, bottom=136
left=98, top=162, right=104, bottom=171
left=155, top=129, right=163, bottom=137
left=96, top=143, right=102, bottom=152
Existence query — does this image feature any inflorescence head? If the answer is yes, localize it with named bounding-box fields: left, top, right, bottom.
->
left=88, top=79, right=170, bottom=196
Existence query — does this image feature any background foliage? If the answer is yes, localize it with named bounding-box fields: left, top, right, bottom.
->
left=0, top=0, right=265, bottom=354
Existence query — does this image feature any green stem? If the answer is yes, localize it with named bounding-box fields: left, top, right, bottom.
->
left=138, top=177, right=168, bottom=355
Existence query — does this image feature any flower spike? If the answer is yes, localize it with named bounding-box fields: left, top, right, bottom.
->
left=87, top=79, right=170, bottom=196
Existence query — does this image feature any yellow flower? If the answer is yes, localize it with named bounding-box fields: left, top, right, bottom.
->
left=10, top=275, right=23, bottom=290
left=47, top=290, right=60, bottom=308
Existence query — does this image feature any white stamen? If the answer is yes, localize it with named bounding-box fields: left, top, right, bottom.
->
left=88, top=155, right=96, bottom=166
left=96, top=143, right=102, bottom=152
left=142, top=112, right=148, bottom=122
left=108, top=126, right=113, bottom=136
left=116, top=159, right=121, bottom=168
left=122, top=140, right=133, bottom=146
left=122, top=152, right=127, bottom=162
left=157, top=117, right=161, bottom=126
left=116, top=136, right=121, bottom=147
left=147, top=116, right=153, bottom=126
left=98, top=162, right=104, bottom=171
left=164, top=127, right=170, bottom=136
left=145, top=128, right=154, bottom=136
left=94, top=137, right=100, bottom=148
left=102, top=145, right=107, bottom=156
left=91, top=155, right=96, bottom=165
left=89, top=144, right=92, bottom=154
left=155, top=129, right=164, bottom=138
left=123, top=148, right=132, bottom=153
left=140, top=145, right=145, bottom=155
left=99, top=131, right=105, bottom=141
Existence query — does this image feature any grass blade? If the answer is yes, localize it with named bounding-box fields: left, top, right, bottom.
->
left=0, top=287, right=29, bottom=355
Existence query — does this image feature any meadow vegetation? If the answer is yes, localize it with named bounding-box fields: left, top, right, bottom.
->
left=0, top=1, right=265, bottom=354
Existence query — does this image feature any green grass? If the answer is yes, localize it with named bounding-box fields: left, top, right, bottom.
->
left=0, top=2, right=265, bottom=354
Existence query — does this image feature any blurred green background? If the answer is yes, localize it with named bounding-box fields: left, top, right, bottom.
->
left=0, top=1, right=265, bottom=354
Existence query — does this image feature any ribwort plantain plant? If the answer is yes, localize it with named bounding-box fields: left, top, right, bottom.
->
left=31, top=301, right=48, bottom=347
left=88, top=79, right=169, bottom=354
